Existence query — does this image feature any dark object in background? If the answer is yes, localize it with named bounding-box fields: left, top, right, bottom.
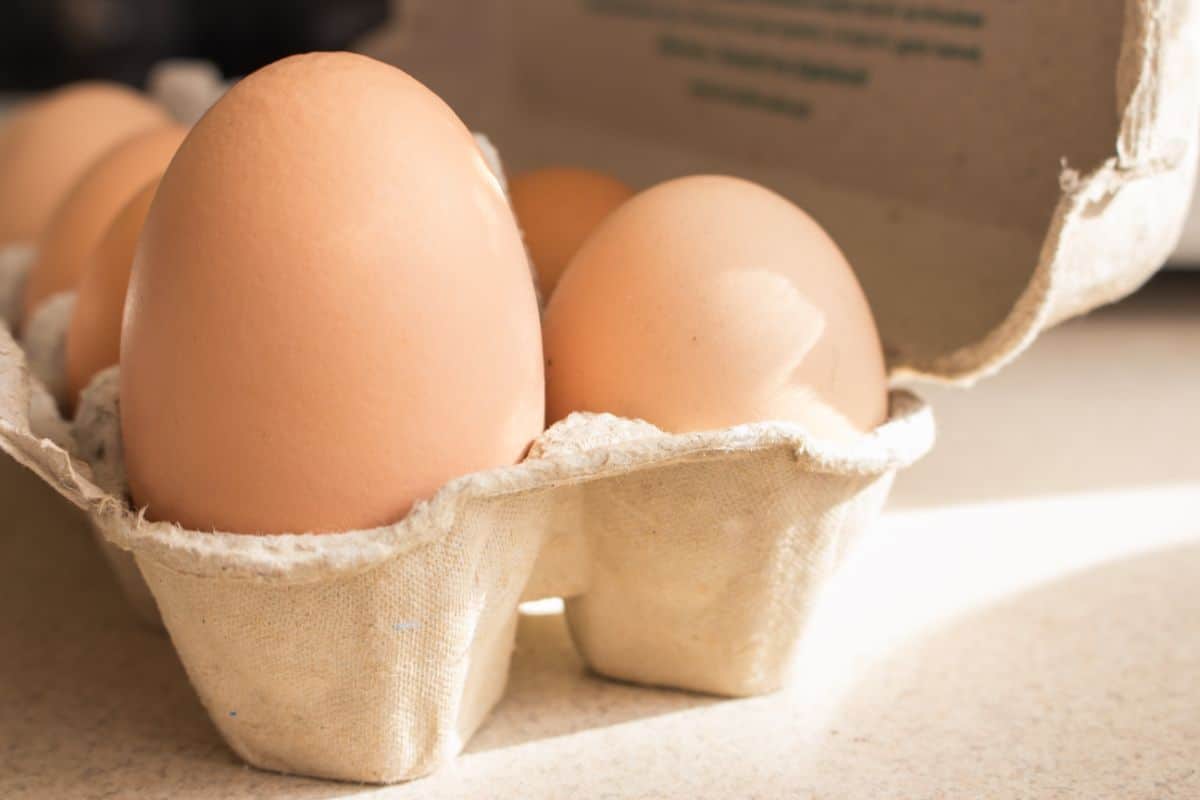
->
left=0, top=0, right=186, bottom=88
left=0, top=0, right=390, bottom=90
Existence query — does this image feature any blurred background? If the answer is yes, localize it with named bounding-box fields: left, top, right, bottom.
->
left=0, top=0, right=389, bottom=89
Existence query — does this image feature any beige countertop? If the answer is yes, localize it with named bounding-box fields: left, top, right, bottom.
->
left=2, top=274, right=1198, bottom=799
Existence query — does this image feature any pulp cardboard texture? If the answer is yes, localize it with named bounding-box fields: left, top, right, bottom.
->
left=0, top=0, right=1195, bottom=785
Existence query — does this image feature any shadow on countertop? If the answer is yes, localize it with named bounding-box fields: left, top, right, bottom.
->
left=793, top=539, right=1200, bottom=797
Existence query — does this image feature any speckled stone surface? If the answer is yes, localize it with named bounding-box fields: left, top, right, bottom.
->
left=2, top=275, right=1198, bottom=799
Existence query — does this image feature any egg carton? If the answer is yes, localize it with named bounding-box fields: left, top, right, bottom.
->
left=0, top=275, right=931, bottom=782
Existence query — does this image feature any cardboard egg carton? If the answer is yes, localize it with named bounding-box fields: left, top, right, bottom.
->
left=0, top=280, right=930, bottom=781
left=2, top=0, right=1198, bottom=785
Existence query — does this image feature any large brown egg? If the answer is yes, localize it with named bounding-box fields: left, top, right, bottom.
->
left=544, top=175, right=888, bottom=440
left=64, top=180, right=159, bottom=413
left=120, top=52, right=545, bottom=535
left=0, top=82, right=169, bottom=249
left=21, top=125, right=186, bottom=323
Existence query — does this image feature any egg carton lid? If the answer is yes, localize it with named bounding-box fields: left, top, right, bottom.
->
left=362, top=0, right=1200, bottom=384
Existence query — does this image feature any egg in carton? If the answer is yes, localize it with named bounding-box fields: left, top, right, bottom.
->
left=0, top=3, right=1197, bottom=786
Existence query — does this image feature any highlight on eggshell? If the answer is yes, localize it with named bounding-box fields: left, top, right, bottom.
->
left=20, top=124, right=187, bottom=328
left=63, top=179, right=160, bottom=415
left=0, top=81, right=170, bottom=250
left=509, top=166, right=635, bottom=297
left=119, top=51, right=545, bottom=536
left=543, top=174, right=889, bottom=441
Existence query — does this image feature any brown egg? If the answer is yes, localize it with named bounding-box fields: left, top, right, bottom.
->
left=63, top=179, right=159, bottom=413
left=21, top=125, right=186, bottom=325
left=0, top=82, right=169, bottom=249
left=120, top=52, right=544, bottom=535
left=509, top=167, right=634, bottom=297
left=544, top=175, right=888, bottom=440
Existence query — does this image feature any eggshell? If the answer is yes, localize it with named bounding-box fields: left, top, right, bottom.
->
left=120, top=52, right=545, bottom=535
left=21, top=125, right=186, bottom=324
left=0, top=82, right=169, bottom=249
left=544, top=175, right=887, bottom=439
left=509, top=167, right=634, bottom=296
left=63, top=180, right=159, bottom=414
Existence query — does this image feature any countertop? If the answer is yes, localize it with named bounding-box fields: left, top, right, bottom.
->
left=2, top=274, right=1198, bottom=799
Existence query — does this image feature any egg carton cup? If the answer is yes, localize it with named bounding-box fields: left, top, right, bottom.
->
left=0, top=286, right=932, bottom=781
